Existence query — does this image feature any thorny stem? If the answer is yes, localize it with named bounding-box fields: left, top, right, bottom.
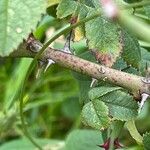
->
left=35, top=12, right=101, bottom=59
left=9, top=39, right=150, bottom=97
left=18, top=12, right=101, bottom=150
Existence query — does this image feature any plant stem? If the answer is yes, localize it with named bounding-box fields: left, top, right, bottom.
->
left=118, top=10, right=150, bottom=43
left=18, top=12, right=101, bottom=150
left=35, top=12, right=101, bottom=59
left=109, top=121, right=124, bottom=150
left=9, top=40, right=150, bottom=97
left=126, top=120, right=143, bottom=145
left=19, top=82, right=43, bottom=150
left=99, top=0, right=150, bottom=42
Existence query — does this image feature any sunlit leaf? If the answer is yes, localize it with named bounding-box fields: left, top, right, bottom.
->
left=0, top=0, right=46, bottom=56
left=47, top=0, right=60, bottom=7
left=56, top=0, right=78, bottom=18
left=99, top=90, right=138, bottom=121
left=85, top=11, right=122, bottom=67
left=82, top=99, right=110, bottom=130
left=88, top=86, right=121, bottom=100
left=80, top=0, right=100, bottom=9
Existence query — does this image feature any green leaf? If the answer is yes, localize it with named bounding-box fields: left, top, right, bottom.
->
left=139, top=40, right=150, bottom=48
left=122, top=30, right=141, bottom=68
left=73, top=4, right=94, bottom=41
left=99, top=90, right=138, bottom=121
left=123, top=0, right=142, bottom=3
left=34, top=15, right=59, bottom=40
left=144, top=5, right=150, bottom=18
left=88, top=86, right=138, bottom=121
left=0, top=0, right=46, bottom=56
left=143, top=132, right=150, bottom=150
left=79, top=0, right=100, bottom=9
left=82, top=99, right=110, bottom=130
left=65, top=129, right=103, bottom=150
left=89, top=86, right=121, bottom=100
left=85, top=11, right=122, bottom=67
left=72, top=39, right=88, bottom=55
left=141, top=48, right=150, bottom=62
left=80, top=0, right=95, bottom=8
left=47, top=0, right=60, bottom=7
left=126, top=120, right=143, bottom=145
left=125, top=146, right=144, bottom=150
left=78, top=81, right=91, bottom=105
left=56, top=0, right=78, bottom=18
left=0, top=138, right=65, bottom=150
left=140, top=48, right=150, bottom=75
left=110, top=120, right=125, bottom=139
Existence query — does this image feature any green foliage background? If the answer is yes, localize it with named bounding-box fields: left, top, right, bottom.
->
left=0, top=0, right=150, bottom=150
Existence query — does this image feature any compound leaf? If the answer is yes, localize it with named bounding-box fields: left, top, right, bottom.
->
left=100, top=90, right=138, bottom=121
left=89, top=86, right=121, bottom=100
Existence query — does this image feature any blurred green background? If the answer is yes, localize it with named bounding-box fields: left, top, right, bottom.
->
left=0, top=2, right=150, bottom=150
